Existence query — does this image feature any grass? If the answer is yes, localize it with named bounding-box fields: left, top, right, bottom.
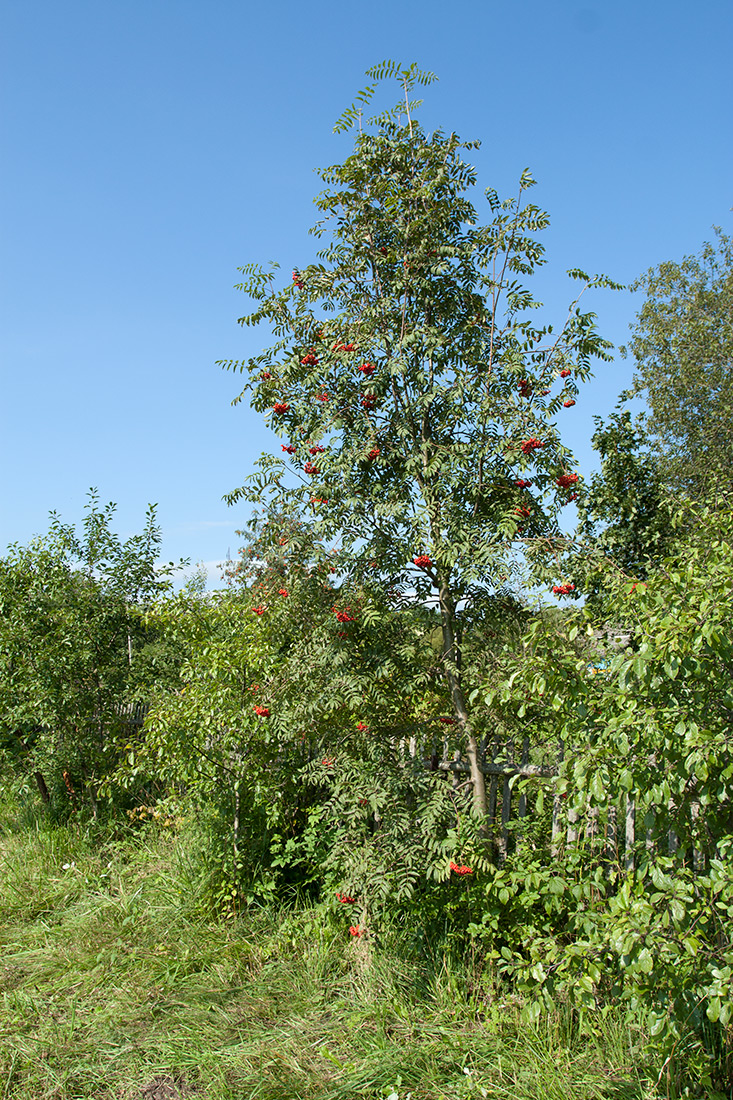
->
left=0, top=800, right=679, bottom=1099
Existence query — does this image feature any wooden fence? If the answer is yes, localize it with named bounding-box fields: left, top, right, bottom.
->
left=403, top=732, right=706, bottom=872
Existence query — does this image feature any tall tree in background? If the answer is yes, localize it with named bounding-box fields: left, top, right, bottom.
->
left=573, top=408, right=675, bottom=609
left=622, top=228, right=733, bottom=502
left=222, top=62, right=618, bottom=820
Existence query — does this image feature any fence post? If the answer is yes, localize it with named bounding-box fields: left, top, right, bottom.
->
left=567, top=805, right=579, bottom=847
left=515, top=736, right=530, bottom=853
left=691, top=800, right=702, bottom=872
left=499, top=739, right=514, bottom=862
left=607, top=801, right=618, bottom=864
left=551, top=741, right=564, bottom=857
left=625, top=795, right=635, bottom=872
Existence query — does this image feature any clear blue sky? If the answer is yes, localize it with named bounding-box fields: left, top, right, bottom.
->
left=2, top=0, right=731, bottom=584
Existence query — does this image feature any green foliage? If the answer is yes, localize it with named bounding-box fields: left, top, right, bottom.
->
left=573, top=408, right=676, bottom=608
left=621, top=227, right=733, bottom=502
left=0, top=492, right=182, bottom=814
left=482, top=503, right=733, bottom=1088
left=580, top=409, right=674, bottom=574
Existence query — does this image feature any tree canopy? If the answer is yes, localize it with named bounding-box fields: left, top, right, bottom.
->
left=221, top=61, right=619, bottom=819
left=622, top=227, right=733, bottom=502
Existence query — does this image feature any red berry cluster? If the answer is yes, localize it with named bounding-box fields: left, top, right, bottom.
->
left=336, top=892, right=355, bottom=904
left=317, top=391, right=329, bottom=402
left=358, top=362, right=377, bottom=376
left=559, top=368, right=572, bottom=378
left=439, top=716, right=455, bottom=725
left=253, top=705, right=270, bottom=717
left=303, top=462, right=318, bottom=475
left=517, top=379, right=532, bottom=397
left=514, top=478, right=533, bottom=488
left=273, top=403, right=290, bottom=415
left=292, top=270, right=303, bottom=289
left=334, top=342, right=356, bottom=352
left=310, top=496, right=328, bottom=504
left=552, top=583, right=576, bottom=596
left=281, top=444, right=296, bottom=454
left=563, top=399, right=576, bottom=408
left=449, top=861, right=473, bottom=875
left=349, top=925, right=363, bottom=937
left=367, top=448, right=380, bottom=460
left=361, top=394, right=378, bottom=409
left=333, top=607, right=355, bottom=623
left=556, top=473, right=579, bottom=489
left=322, top=757, right=335, bottom=767
left=413, top=555, right=432, bottom=569
left=252, top=606, right=265, bottom=615
left=301, top=351, right=319, bottom=366
left=309, top=444, right=325, bottom=455
left=278, top=588, right=288, bottom=598
left=356, top=722, right=369, bottom=731
left=260, top=371, right=272, bottom=380
left=514, top=505, right=531, bottom=518
left=521, top=437, right=544, bottom=454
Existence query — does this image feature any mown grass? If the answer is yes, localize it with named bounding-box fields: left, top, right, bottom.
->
left=0, top=800, right=670, bottom=1099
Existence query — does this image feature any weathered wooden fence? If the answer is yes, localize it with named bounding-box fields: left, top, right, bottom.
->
left=401, top=731, right=707, bottom=872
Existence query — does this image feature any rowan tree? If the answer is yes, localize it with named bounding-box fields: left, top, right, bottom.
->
left=221, top=62, right=619, bottom=823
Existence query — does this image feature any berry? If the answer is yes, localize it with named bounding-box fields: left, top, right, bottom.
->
left=273, top=403, right=290, bottom=415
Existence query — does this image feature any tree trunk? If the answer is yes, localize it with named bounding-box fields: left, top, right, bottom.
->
left=34, top=770, right=50, bottom=804
left=438, top=577, right=488, bottom=827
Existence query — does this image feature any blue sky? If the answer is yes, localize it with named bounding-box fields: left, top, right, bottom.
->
left=2, top=0, right=731, bottom=585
